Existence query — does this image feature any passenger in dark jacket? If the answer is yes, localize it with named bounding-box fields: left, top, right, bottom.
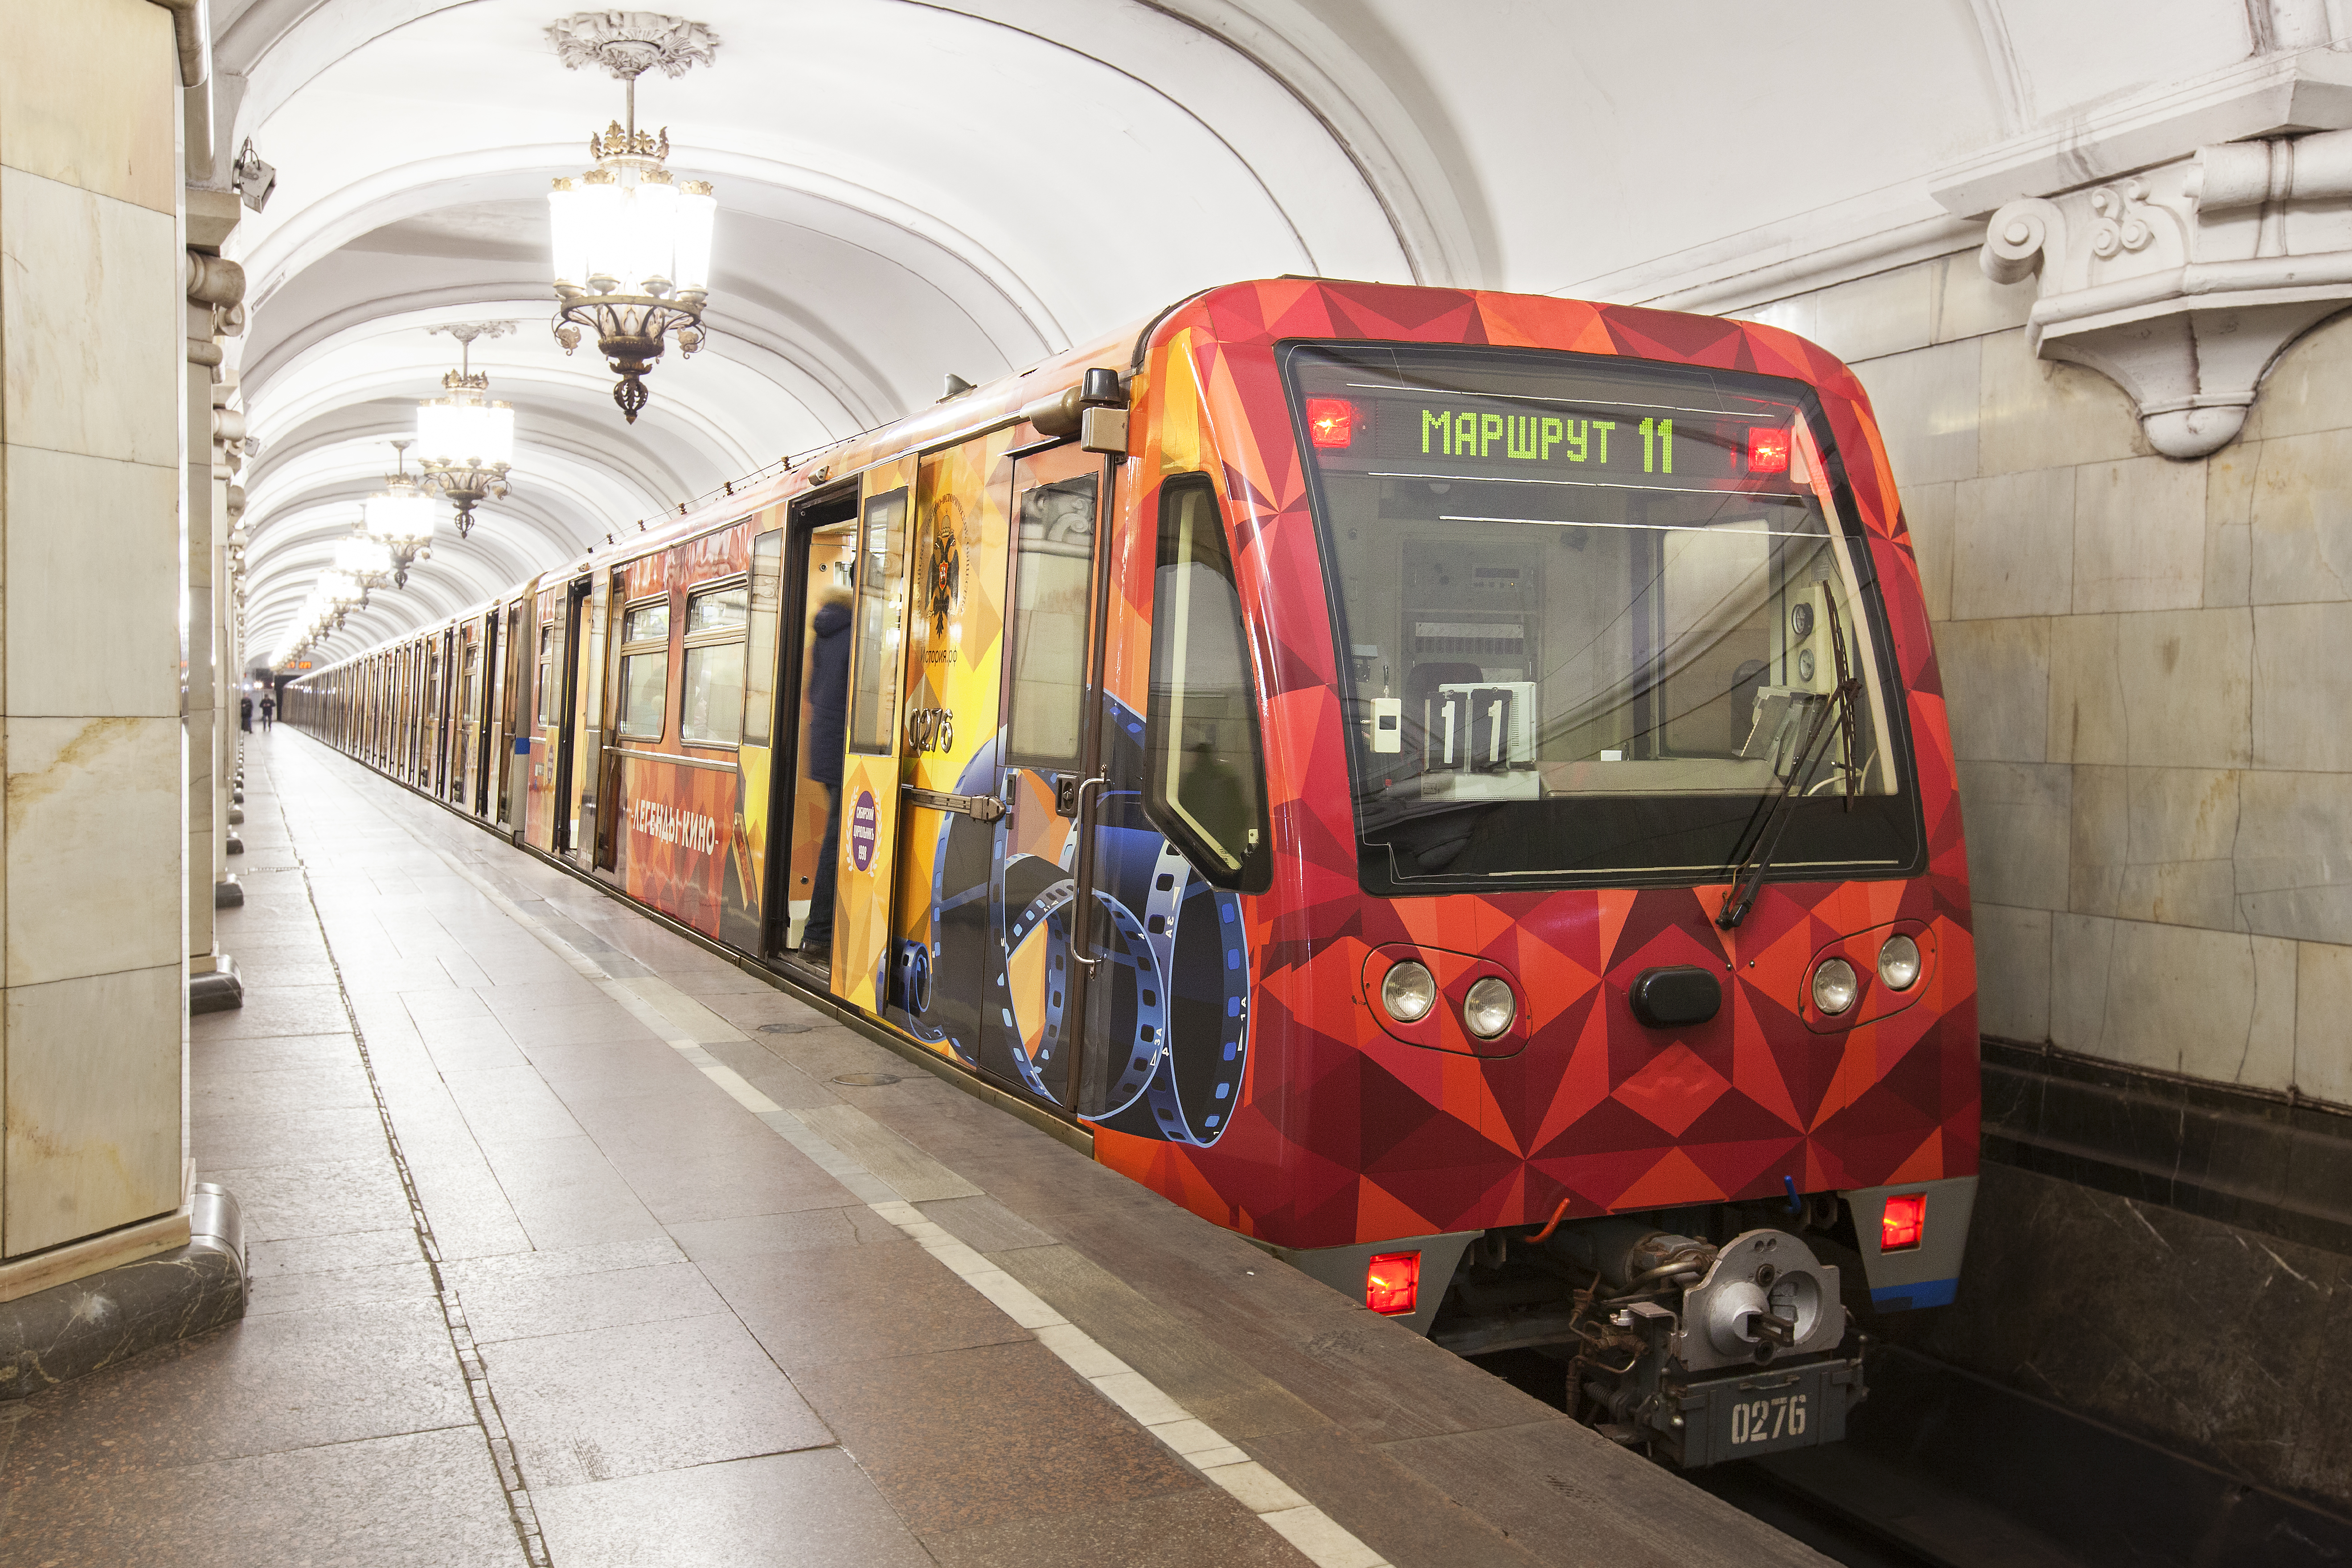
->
left=802, top=589, right=853, bottom=957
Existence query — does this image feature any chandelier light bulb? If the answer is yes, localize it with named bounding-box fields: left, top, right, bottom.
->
left=545, top=12, right=722, bottom=423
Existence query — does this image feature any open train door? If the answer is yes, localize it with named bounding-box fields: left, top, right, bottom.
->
left=827, top=459, right=916, bottom=1007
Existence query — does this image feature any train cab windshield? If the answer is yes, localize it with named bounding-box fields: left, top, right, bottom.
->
left=1283, top=342, right=1923, bottom=892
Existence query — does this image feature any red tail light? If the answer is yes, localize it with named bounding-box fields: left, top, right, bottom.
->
left=1365, top=1251, right=1420, bottom=1314
left=1307, top=398, right=1358, bottom=450
left=1881, top=1192, right=1926, bottom=1252
left=1747, top=426, right=1792, bottom=474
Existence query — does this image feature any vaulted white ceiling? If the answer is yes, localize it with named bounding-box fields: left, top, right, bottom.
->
left=221, top=0, right=2298, bottom=667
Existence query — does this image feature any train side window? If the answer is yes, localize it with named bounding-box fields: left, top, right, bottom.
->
left=680, top=580, right=749, bottom=745
left=1146, top=475, right=1271, bottom=892
left=742, top=532, right=782, bottom=747
left=536, top=622, right=559, bottom=726
left=1008, top=473, right=1097, bottom=766
left=849, top=487, right=910, bottom=754
left=616, top=598, right=670, bottom=740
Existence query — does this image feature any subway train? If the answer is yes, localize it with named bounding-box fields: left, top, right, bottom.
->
left=285, top=279, right=1980, bottom=1468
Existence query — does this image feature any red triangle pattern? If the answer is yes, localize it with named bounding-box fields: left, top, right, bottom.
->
left=1091, top=281, right=1979, bottom=1250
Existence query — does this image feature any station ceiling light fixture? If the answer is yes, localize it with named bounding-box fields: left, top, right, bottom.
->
left=417, top=322, right=516, bottom=536
left=365, top=439, right=438, bottom=587
left=335, top=524, right=396, bottom=593
left=546, top=11, right=722, bottom=424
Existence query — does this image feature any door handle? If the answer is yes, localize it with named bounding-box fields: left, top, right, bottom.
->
left=1070, top=775, right=1108, bottom=970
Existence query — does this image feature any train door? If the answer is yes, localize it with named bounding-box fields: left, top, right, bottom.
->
left=975, top=444, right=1110, bottom=1112
left=457, top=623, right=484, bottom=807
left=879, top=430, right=1024, bottom=1076
left=496, top=598, right=527, bottom=828
left=766, top=488, right=859, bottom=960
left=549, top=577, right=593, bottom=855
left=826, top=459, right=917, bottom=1005
left=525, top=590, right=563, bottom=850
left=570, top=572, right=610, bottom=860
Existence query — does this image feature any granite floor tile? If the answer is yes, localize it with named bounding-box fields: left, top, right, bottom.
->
left=191, top=1104, right=387, bottom=1171
left=244, top=1258, right=441, bottom=1318
left=533, top=1449, right=930, bottom=1568
left=246, top=1227, right=420, bottom=1278
left=187, top=984, right=351, bottom=1040
left=789, top=1339, right=1202, bottom=1536
left=209, top=1156, right=413, bottom=1243
left=2, top=1298, right=471, bottom=1483
left=0, top=1425, right=522, bottom=1568
left=189, top=1058, right=376, bottom=1114
left=1238, top=1423, right=1542, bottom=1568
left=485, top=1313, right=833, bottom=1488
left=708, top=1236, right=1034, bottom=1371
left=666, top=1205, right=900, bottom=1264
left=918, top=1486, right=1317, bottom=1568
left=609, top=1144, right=853, bottom=1228
left=186, top=1030, right=361, bottom=1076
left=458, top=1259, right=726, bottom=1344
left=438, top=1236, right=686, bottom=1289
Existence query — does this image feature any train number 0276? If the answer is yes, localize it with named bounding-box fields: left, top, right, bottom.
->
left=1728, top=1394, right=1807, bottom=1445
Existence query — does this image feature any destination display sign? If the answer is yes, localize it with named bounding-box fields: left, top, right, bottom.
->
left=1301, top=390, right=1809, bottom=491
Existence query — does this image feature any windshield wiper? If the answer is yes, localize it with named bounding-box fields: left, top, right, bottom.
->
left=1717, top=593, right=1860, bottom=929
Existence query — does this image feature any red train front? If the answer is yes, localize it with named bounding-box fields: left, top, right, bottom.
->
left=1086, top=282, right=1979, bottom=1468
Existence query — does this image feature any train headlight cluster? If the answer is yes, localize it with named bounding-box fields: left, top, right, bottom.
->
left=1811, top=958, right=1859, bottom=1016
left=1462, top=977, right=1516, bottom=1039
left=1381, top=960, right=1437, bottom=1023
left=1878, top=933, right=1922, bottom=990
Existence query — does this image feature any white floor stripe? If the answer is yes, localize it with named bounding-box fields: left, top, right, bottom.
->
left=409, top=823, right=1393, bottom=1568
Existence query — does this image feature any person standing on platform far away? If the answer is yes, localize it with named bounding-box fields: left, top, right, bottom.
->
left=239, top=694, right=253, bottom=733
left=260, top=693, right=276, bottom=731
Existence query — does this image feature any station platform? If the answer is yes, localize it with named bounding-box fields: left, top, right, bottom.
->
left=0, top=732, right=1829, bottom=1568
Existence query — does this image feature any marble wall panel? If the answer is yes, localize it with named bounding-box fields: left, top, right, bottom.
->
left=1956, top=759, right=2070, bottom=910
left=1928, top=251, right=2036, bottom=344
left=3, top=447, right=180, bottom=718
left=1, top=962, right=180, bottom=1257
left=5, top=716, right=180, bottom=988
left=2237, top=308, right=2352, bottom=444
left=2232, top=770, right=2352, bottom=946
left=1952, top=467, right=2075, bottom=620
left=2292, top=942, right=2352, bottom=1105
left=1849, top=338, right=1981, bottom=487
left=1976, top=328, right=2148, bottom=476
left=1899, top=479, right=1955, bottom=623
left=2051, top=915, right=2296, bottom=1092
left=2244, top=426, right=2352, bottom=606
left=0, top=0, right=176, bottom=214
left=0, top=170, right=178, bottom=468
left=2203, top=442, right=2255, bottom=610
left=2072, top=456, right=2205, bottom=614
left=2110, top=768, right=2243, bottom=931
left=2252, top=602, right=2352, bottom=772
left=2068, top=764, right=2128, bottom=917
left=1934, top=617, right=2048, bottom=762
left=1973, top=903, right=2052, bottom=1042
left=2045, top=614, right=2127, bottom=765
left=2111, top=609, right=2252, bottom=770
left=1746, top=262, right=1935, bottom=366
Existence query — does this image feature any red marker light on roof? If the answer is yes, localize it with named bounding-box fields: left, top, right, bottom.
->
left=1307, top=398, right=1358, bottom=450
left=1881, top=1192, right=1926, bottom=1252
left=1365, top=1250, right=1420, bottom=1315
left=1747, top=427, right=1792, bottom=474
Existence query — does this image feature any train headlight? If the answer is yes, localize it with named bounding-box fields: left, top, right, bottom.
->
left=1381, top=960, right=1437, bottom=1023
left=1811, top=958, right=1859, bottom=1016
left=1878, top=934, right=1922, bottom=991
left=1462, top=977, right=1516, bottom=1039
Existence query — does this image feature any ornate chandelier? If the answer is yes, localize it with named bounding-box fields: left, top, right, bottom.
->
left=418, top=322, right=515, bottom=535
left=335, top=526, right=396, bottom=592
left=364, top=440, right=438, bottom=586
left=546, top=12, right=721, bottom=423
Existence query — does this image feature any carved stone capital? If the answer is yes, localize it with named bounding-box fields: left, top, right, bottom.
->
left=1979, top=129, right=2352, bottom=458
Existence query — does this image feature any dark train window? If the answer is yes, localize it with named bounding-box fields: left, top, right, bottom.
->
left=1145, top=475, right=1270, bottom=892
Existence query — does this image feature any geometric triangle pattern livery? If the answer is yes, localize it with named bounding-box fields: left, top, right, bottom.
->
left=1090, top=280, right=1979, bottom=1251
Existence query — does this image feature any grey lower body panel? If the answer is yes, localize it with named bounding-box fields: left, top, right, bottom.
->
left=1263, top=1231, right=1479, bottom=1337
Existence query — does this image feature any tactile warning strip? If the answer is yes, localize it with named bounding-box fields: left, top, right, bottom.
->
left=422, top=842, right=1391, bottom=1568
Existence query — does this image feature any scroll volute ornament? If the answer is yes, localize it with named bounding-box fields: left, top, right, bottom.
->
left=1981, top=130, right=2352, bottom=459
